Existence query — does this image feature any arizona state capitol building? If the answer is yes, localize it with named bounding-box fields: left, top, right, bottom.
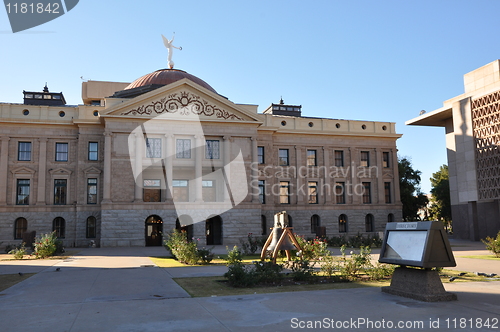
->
left=0, top=52, right=402, bottom=248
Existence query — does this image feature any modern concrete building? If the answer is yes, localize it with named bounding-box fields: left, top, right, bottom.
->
left=0, top=68, right=402, bottom=248
left=407, top=60, right=500, bottom=241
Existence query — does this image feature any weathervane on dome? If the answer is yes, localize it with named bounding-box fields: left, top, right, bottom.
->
left=162, top=33, right=182, bottom=69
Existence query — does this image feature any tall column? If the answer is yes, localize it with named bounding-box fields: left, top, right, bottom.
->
left=134, top=132, right=143, bottom=202
left=223, top=136, right=232, bottom=203
left=195, top=135, right=203, bottom=202
left=251, top=137, right=259, bottom=203
left=0, top=137, right=9, bottom=205
left=323, top=147, right=331, bottom=205
left=36, top=138, right=47, bottom=205
left=295, top=145, right=303, bottom=204
left=102, top=132, right=112, bottom=204
left=165, top=134, right=173, bottom=202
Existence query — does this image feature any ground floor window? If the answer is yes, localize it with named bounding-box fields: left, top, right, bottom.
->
left=339, top=214, right=348, bottom=233
left=86, top=216, right=96, bottom=238
left=365, top=214, right=374, bottom=232
left=14, top=217, right=27, bottom=239
left=311, top=214, right=320, bottom=233
left=53, top=217, right=65, bottom=238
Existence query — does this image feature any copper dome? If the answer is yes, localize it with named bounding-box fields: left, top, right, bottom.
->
left=125, top=69, right=217, bottom=93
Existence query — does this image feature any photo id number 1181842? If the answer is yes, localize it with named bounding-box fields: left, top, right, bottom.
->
left=5, top=2, right=60, bottom=14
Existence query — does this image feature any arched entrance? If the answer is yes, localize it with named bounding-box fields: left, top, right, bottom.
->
left=206, top=215, right=222, bottom=245
left=175, top=215, right=193, bottom=241
left=145, top=215, right=163, bottom=246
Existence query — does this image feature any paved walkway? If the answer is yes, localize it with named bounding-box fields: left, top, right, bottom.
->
left=0, top=240, right=499, bottom=331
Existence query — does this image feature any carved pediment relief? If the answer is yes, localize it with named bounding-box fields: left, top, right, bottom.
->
left=83, top=166, right=102, bottom=175
left=11, top=166, right=35, bottom=175
left=49, top=167, right=73, bottom=175
left=121, top=91, right=245, bottom=120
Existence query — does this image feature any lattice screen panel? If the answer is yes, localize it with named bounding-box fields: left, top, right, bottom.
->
left=472, top=91, right=500, bottom=200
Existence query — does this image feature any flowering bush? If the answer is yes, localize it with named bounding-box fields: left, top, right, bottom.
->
left=33, top=232, right=58, bottom=259
left=295, top=236, right=330, bottom=260
left=164, top=229, right=214, bottom=265
left=239, top=233, right=260, bottom=255
left=9, top=242, right=27, bottom=260
left=482, top=231, right=500, bottom=258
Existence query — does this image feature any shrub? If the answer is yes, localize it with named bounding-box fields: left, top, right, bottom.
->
left=319, top=255, right=338, bottom=278
left=366, top=262, right=396, bottom=280
left=9, top=242, right=27, bottom=260
left=481, top=231, right=500, bottom=258
left=164, top=229, right=200, bottom=265
left=239, top=233, right=260, bottom=255
left=285, top=259, right=316, bottom=281
left=295, top=236, right=330, bottom=260
left=197, top=247, right=214, bottom=264
left=224, top=246, right=257, bottom=287
left=337, top=245, right=373, bottom=280
left=33, top=232, right=58, bottom=259
left=253, top=261, right=283, bottom=283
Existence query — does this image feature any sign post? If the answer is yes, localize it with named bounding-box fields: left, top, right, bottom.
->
left=379, top=221, right=457, bottom=302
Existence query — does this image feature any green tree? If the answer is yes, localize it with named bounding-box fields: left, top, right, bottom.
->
left=429, top=165, right=452, bottom=230
left=398, top=156, right=428, bottom=221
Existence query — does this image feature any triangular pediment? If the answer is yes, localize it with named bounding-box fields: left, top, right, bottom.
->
left=101, top=79, right=262, bottom=123
left=83, top=166, right=102, bottom=175
left=11, top=166, right=35, bottom=175
left=49, top=167, right=73, bottom=175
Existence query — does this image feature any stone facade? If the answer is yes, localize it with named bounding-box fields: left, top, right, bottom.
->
left=407, top=60, right=500, bottom=240
left=0, top=70, right=402, bottom=249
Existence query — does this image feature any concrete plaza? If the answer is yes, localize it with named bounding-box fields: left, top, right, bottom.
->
left=0, top=240, right=499, bottom=331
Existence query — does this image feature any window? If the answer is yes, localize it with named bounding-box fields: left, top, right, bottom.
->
left=360, top=151, right=369, bottom=167
left=308, top=181, right=318, bottom=204
left=176, top=139, right=191, bottom=159
left=280, top=181, right=290, bottom=204
left=258, top=146, right=265, bottom=164
left=14, top=217, right=27, bottom=239
left=258, top=180, right=265, bottom=204
left=53, top=217, right=65, bottom=238
left=87, top=178, right=98, bottom=204
left=55, top=143, right=68, bottom=161
left=307, top=150, right=317, bottom=166
left=362, top=182, right=371, bottom=204
left=311, top=214, right=320, bottom=233
left=279, top=149, right=289, bottom=166
left=335, top=182, right=345, bottom=204
left=339, top=214, right=348, bottom=233
left=86, top=216, right=96, bottom=238
left=261, top=215, right=267, bottom=235
left=388, top=213, right=395, bottom=223
left=384, top=182, right=392, bottom=204
left=334, top=150, right=344, bottom=167
left=172, top=180, right=189, bottom=202
left=202, top=180, right=216, bottom=202
left=146, top=138, right=161, bottom=158
left=16, top=179, right=30, bottom=205
left=383, top=152, right=390, bottom=168
left=54, top=179, right=67, bottom=205
left=18, top=142, right=31, bottom=161
left=88, top=142, right=98, bottom=161
left=365, top=214, right=374, bottom=232
left=205, top=140, right=220, bottom=159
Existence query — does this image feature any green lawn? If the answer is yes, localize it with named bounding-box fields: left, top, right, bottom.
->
left=0, top=273, right=35, bottom=292
left=460, top=255, right=500, bottom=260
left=150, top=255, right=262, bottom=267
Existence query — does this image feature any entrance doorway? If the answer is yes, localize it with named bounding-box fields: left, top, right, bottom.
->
left=145, top=215, right=163, bottom=246
left=206, top=215, right=222, bottom=245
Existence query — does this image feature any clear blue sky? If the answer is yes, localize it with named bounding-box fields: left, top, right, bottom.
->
left=1, top=0, right=500, bottom=193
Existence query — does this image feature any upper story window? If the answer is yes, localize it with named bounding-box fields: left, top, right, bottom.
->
left=88, top=142, right=98, bottom=161
left=362, top=182, right=371, bottom=204
left=16, top=179, right=30, bottom=205
left=334, top=150, right=344, bottom=167
left=258, top=180, right=265, bottom=204
left=360, top=151, right=370, bottom=167
left=308, top=181, right=318, bottom=204
left=383, top=151, right=390, bottom=168
left=279, top=181, right=290, bottom=204
left=205, top=140, right=220, bottom=159
left=279, top=149, right=289, bottom=166
left=384, top=182, right=392, bottom=204
left=55, top=143, right=68, bottom=162
left=18, top=142, right=31, bottom=161
left=176, top=139, right=191, bottom=159
left=307, top=150, right=317, bottom=166
left=258, top=146, right=265, bottom=164
left=54, top=179, right=67, bottom=205
left=335, top=182, right=345, bottom=204
left=87, top=178, right=98, bottom=204
left=146, top=138, right=162, bottom=158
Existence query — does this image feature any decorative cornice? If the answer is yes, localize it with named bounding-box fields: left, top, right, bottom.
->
left=121, top=91, right=244, bottom=120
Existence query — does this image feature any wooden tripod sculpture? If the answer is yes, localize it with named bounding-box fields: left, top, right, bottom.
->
left=260, top=211, right=302, bottom=264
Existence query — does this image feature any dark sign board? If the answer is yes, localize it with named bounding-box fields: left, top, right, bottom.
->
left=379, top=221, right=456, bottom=268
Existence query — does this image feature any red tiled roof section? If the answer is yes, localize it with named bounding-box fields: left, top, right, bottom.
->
left=125, top=69, right=217, bottom=93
